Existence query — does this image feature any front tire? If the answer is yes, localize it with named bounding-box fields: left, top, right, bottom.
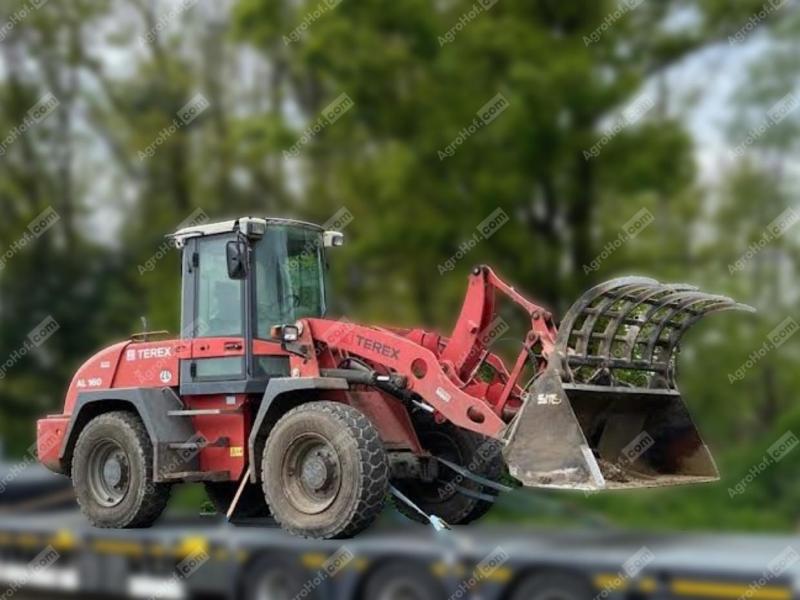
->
left=393, top=416, right=505, bottom=526
left=262, top=401, right=389, bottom=539
left=72, top=411, right=171, bottom=528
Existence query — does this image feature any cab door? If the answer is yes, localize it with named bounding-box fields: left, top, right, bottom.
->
left=180, top=234, right=251, bottom=394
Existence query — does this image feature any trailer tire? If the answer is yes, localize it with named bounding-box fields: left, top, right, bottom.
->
left=362, top=561, right=444, bottom=600
left=393, top=416, right=504, bottom=525
left=240, top=554, right=319, bottom=600
left=509, top=571, right=594, bottom=600
left=72, top=411, right=171, bottom=528
left=262, top=401, right=389, bottom=539
left=204, top=482, right=271, bottom=521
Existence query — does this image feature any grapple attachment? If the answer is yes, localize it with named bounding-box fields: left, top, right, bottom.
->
left=503, top=277, right=754, bottom=491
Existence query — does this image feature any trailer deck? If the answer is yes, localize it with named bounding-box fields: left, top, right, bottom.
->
left=0, top=507, right=796, bottom=600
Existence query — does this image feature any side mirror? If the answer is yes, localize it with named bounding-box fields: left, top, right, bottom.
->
left=226, top=240, right=248, bottom=279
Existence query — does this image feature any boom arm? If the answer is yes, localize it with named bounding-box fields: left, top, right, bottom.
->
left=305, top=318, right=508, bottom=438
left=440, top=265, right=558, bottom=383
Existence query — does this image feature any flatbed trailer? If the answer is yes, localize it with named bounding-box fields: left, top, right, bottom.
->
left=0, top=507, right=797, bottom=600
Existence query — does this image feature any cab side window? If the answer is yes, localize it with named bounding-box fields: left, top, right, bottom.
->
left=196, top=236, right=243, bottom=337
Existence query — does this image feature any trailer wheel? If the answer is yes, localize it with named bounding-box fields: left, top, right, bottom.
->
left=509, top=571, right=594, bottom=600
left=362, top=561, right=444, bottom=600
left=205, top=482, right=271, bottom=521
left=393, top=416, right=504, bottom=525
left=262, top=401, right=389, bottom=539
left=240, top=554, right=318, bottom=600
left=72, top=411, right=171, bottom=528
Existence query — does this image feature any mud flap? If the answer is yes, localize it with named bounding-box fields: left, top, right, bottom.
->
left=502, top=277, right=753, bottom=491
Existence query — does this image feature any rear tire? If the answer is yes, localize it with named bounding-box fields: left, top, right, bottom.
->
left=262, top=401, right=389, bottom=539
left=363, top=561, right=445, bottom=600
left=393, top=416, right=505, bottom=526
left=509, top=571, right=594, bottom=600
left=240, top=554, right=318, bottom=600
left=204, top=481, right=271, bottom=521
left=72, top=411, right=171, bottom=528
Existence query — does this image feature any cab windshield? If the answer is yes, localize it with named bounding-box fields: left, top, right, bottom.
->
left=254, top=225, right=327, bottom=337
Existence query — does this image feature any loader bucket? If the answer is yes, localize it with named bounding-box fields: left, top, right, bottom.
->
left=503, top=277, right=754, bottom=490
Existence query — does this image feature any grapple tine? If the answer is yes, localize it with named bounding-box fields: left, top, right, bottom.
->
left=502, top=277, right=754, bottom=491
left=597, top=283, right=698, bottom=363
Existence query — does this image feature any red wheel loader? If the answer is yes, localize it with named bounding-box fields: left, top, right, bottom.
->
left=36, top=217, right=752, bottom=539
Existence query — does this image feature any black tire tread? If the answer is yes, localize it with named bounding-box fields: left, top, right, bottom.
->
left=393, top=416, right=505, bottom=526
left=263, top=401, right=388, bottom=539
left=73, top=411, right=171, bottom=528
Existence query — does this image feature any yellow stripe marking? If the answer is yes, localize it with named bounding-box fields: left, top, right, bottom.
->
left=49, top=530, right=76, bottom=551
left=93, top=540, right=144, bottom=556
left=301, top=553, right=328, bottom=569
left=671, top=580, right=791, bottom=600
left=176, top=536, right=209, bottom=558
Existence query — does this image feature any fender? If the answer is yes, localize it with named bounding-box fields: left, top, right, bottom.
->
left=247, top=377, right=349, bottom=483
left=59, top=387, right=197, bottom=482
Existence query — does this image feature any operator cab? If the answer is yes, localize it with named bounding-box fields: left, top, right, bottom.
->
left=170, top=217, right=344, bottom=393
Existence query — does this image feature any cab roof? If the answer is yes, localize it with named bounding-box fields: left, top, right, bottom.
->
left=169, top=217, right=323, bottom=247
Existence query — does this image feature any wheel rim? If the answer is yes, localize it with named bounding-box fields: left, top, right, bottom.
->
left=87, top=439, right=130, bottom=507
left=526, top=587, right=576, bottom=600
left=256, top=571, right=296, bottom=600
left=376, top=579, right=430, bottom=600
left=281, top=433, right=342, bottom=515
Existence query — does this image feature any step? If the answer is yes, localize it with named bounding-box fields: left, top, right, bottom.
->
left=167, top=408, right=240, bottom=417
left=167, top=437, right=229, bottom=451
left=160, top=471, right=229, bottom=483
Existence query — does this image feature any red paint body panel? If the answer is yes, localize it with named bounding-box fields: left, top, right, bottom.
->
left=183, top=395, right=248, bottom=480
left=113, top=340, right=186, bottom=389
left=36, top=416, right=68, bottom=473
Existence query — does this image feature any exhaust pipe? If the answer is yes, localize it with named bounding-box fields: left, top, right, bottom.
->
left=502, top=277, right=754, bottom=491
